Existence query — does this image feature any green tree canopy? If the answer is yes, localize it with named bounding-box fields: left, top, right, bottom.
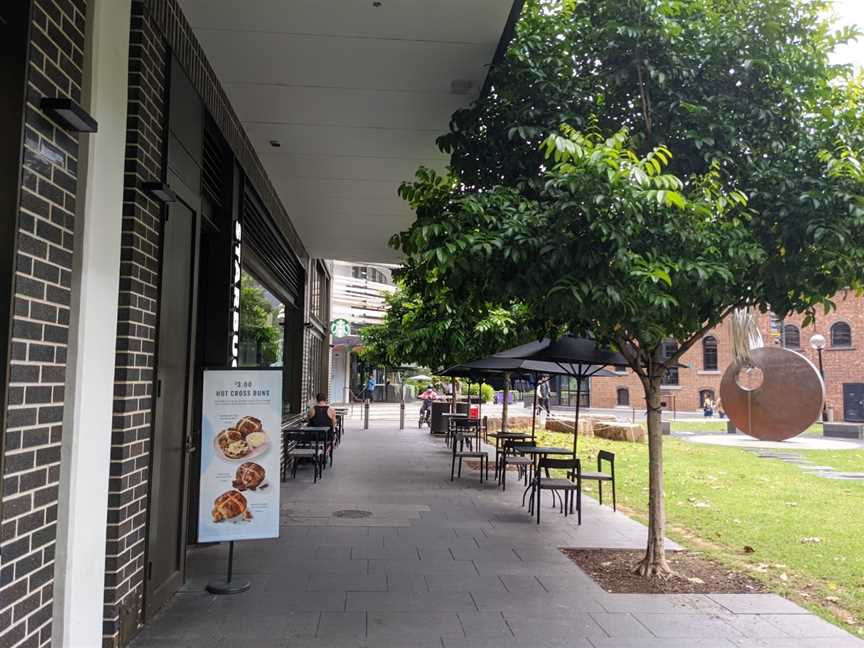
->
left=391, top=0, right=864, bottom=576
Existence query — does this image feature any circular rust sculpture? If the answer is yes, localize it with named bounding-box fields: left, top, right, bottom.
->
left=720, top=346, right=824, bottom=441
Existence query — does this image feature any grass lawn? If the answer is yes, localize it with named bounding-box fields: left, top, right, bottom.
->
left=524, top=428, right=864, bottom=634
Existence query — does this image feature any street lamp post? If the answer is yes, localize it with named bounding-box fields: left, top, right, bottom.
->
left=810, top=333, right=827, bottom=421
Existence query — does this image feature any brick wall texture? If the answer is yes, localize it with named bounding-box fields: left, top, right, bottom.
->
left=1, top=1, right=85, bottom=647
left=591, top=293, right=864, bottom=420
left=102, top=2, right=166, bottom=644
left=102, top=2, right=318, bottom=646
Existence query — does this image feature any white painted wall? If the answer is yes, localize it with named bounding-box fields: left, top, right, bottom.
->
left=53, top=1, right=131, bottom=646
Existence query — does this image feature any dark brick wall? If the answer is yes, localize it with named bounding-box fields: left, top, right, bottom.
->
left=101, top=3, right=166, bottom=645
left=1, top=1, right=86, bottom=647
left=103, top=1, right=316, bottom=645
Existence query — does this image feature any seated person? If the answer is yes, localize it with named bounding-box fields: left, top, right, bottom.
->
left=307, top=392, right=336, bottom=430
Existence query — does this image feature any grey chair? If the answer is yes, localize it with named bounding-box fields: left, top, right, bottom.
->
left=532, top=456, right=581, bottom=525
left=498, top=438, right=534, bottom=491
left=450, top=429, right=489, bottom=482
left=580, top=450, right=616, bottom=510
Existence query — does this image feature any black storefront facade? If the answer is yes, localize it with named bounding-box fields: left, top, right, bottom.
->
left=0, top=1, right=332, bottom=646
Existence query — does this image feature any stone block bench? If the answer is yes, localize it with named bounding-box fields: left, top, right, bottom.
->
left=823, top=422, right=864, bottom=439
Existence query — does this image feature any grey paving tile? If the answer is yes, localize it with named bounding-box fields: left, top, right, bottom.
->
left=351, top=544, right=420, bottom=560
left=633, top=613, right=747, bottom=639
left=589, top=612, right=654, bottom=638
left=719, top=612, right=797, bottom=638
left=475, top=589, right=608, bottom=616
left=760, top=613, right=859, bottom=638
left=497, top=574, right=547, bottom=594
left=387, top=572, right=431, bottom=592
left=707, top=593, right=811, bottom=615
left=314, top=545, right=353, bottom=559
left=216, top=611, right=320, bottom=639
left=213, top=590, right=346, bottom=614
left=589, top=639, right=738, bottom=648
left=457, top=611, right=514, bottom=638
left=315, top=612, right=366, bottom=641
left=472, top=558, right=578, bottom=577
left=366, top=611, right=462, bottom=643
left=506, top=612, right=608, bottom=640
left=368, top=558, right=474, bottom=576
left=425, top=573, right=508, bottom=592
left=346, top=590, right=476, bottom=612
left=729, top=638, right=864, bottom=648
left=443, top=639, right=594, bottom=648
left=307, top=573, right=388, bottom=592
left=598, top=593, right=729, bottom=614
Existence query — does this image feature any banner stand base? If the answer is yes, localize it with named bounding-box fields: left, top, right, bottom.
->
left=206, top=579, right=250, bottom=595
left=206, top=541, right=249, bottom=595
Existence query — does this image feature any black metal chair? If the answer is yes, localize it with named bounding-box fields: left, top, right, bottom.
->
left=580, top=450, right=616, bottom=510
left=498, top=438, right=534, bottom=491
left=532, top=457, right=581, bottom=525
left=285, top=426, right=328, bottom=483
left=450, top=429, right=489, bottom=483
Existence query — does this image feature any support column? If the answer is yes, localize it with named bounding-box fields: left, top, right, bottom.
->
left=53, top=1, right=132, bottom=646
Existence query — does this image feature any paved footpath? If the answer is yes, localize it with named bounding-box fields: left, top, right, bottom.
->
left=132, top=419, right=864, bottom=648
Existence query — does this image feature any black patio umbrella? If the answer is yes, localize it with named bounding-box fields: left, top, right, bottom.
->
left=495, top=335, right=629, bottom=454
left=459, top=356, right=575, bottom=438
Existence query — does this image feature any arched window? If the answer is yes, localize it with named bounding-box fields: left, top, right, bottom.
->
left=702, top=336, right=718, bottom=371
left=617, top=387, right=630, bottom=407
left=831, top=322, right=852, bottom=347
left=782, top=325, right=800, bottom=349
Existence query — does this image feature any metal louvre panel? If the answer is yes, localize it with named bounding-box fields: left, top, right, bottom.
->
left=202, top=126, right=227, bottom=209
left=242, top=182, right=304, bottom=300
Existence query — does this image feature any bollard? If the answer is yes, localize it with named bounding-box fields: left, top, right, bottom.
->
left=363, top=400, right=370, bottom=430
left=399, top=401, right=405, bottom=430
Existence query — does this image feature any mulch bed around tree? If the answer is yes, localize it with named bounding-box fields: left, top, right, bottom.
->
left=562, top=548, right=766, bottom=594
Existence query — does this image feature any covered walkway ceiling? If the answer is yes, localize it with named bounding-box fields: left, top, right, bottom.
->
left=177, top=0, right=521, bottom=263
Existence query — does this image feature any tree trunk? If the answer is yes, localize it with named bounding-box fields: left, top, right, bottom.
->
left=633, top=374, right=672, bottom=578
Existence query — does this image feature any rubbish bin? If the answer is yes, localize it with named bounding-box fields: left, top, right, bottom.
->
left=469, top=405, right=479, bottom=419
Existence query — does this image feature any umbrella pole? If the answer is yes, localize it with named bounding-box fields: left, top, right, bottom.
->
left=501, top=371, right=511, bottom=433
left=479, top=378, right=484, bottom=440
left=531, top=373, right=538, bottom=441
left=573, top=374, right=583, bottom=456
left=451, top=377, right=456, bottom=413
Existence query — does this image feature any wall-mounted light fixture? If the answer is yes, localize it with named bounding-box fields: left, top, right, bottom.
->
left=40, top=97, right=98, bottom=133
left=142, top=181, right=177, bottom=203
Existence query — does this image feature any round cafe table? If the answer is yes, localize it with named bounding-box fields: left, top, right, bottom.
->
left=512, top=445, right=573, bottom=509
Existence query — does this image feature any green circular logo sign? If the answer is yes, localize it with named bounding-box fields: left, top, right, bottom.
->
left=330, top=318, right=351, bottom=338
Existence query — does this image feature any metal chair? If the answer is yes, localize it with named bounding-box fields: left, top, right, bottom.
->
left=498, top=438, right=534, bottom=491
left=285, top=426, right=328, bottom=483
left=450, top=429, right=489, bottom=483
left=532, top=457, right=581, bottom=525
left=580, top=450, right=616, bottom=510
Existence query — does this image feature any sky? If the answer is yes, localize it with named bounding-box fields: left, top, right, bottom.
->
left=831, top=0, right=864, bottom=68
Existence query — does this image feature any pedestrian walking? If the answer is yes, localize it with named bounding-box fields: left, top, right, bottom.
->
left=366, top=375, right=376, bottom=402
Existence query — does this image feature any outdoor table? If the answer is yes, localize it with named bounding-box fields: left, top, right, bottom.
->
left=513, top=445, right=573, bottom=509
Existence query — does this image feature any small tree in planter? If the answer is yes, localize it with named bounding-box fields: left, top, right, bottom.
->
left=392, top=0, right=864, bottom=577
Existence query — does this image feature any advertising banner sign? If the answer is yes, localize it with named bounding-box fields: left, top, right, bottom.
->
left=198, top=368, right=282, bottom=542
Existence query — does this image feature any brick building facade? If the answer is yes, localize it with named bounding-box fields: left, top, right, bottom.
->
left=590, top=293, right=864, bottom=421
left=1, top=2, right=84, bottom=646
left=0, top=1, right=333, bottom=646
